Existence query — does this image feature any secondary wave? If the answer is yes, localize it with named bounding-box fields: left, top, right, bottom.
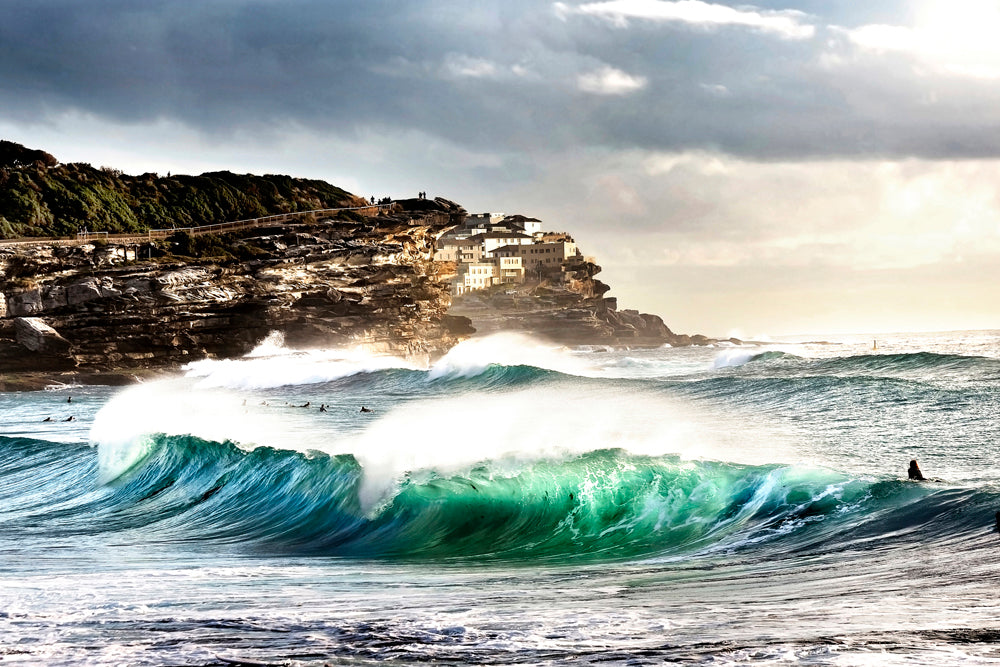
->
left=182, top=332, right=595, bottom=390
left=714, top=348, right=998, bottom=377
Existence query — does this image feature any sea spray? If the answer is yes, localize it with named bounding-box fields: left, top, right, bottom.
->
left=184, top=343, right=423, bottom=390
left=427, top=332, right=595, bottom=379
left=90, top=379, right=314, bottom=482
left=91, top=379, right=801, bottom=517
left=712, top=347, right=799, bottom=369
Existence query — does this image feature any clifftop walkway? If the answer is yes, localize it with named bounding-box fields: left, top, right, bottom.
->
left=0, top=203, right=393, bottom=248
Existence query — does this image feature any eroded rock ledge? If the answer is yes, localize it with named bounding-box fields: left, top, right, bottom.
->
left=0, top=199, right=472, bottom=389
left=449, top=255, right=736, bottom=348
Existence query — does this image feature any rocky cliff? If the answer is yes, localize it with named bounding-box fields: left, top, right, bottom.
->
left=450, top=254, right=727, bottom=347
left=0, top=199, right=472, bottom=389
left=0, top=142, right=726, bottom=390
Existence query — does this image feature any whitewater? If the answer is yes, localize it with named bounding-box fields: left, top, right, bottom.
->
left=2, top=330, right=999, bottom=665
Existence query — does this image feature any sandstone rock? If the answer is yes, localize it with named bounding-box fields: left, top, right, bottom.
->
left=66, top=279, right=103, bottom=306
left=0, top=198, right=470, bottom=377
left=14, top=317, right=72, bottom=354
left=450, top=260, right=709, bottom=347
left=40, top=285, right=68, bottom=311
left=8, top=289, right=43, bottom=316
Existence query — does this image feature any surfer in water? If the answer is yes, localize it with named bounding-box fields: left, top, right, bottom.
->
left=360, top=406, right=372, bottom=413
left=908, top=459, right=925, bottom=481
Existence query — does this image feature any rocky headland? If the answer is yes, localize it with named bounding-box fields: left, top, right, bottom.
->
left=0, top=141, right=727, bottom=389
left=0, top=199, right=472, bottom=389
left=449, top=254, right=724, bottom=348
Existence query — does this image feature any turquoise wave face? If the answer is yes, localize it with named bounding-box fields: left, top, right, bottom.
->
left=0, top=434, right=963, bottom=562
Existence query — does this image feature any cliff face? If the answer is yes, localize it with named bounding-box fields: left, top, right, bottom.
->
left=449, top=255, right=718, bottom=347
left=0, top=199, right=472, bottom=387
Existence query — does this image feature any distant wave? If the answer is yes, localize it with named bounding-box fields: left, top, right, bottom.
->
left=1, top=435, right=986, bottom=562
left=713, top=348, right=997, bottom=375
left=182, top=332, right=594, bottom=390
left=810, top=351, right=999, bottom=375
left=713, top=349, right=800, bottom=369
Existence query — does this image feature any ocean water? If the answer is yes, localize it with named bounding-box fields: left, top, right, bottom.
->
left=2, top=330, right=1000, bottom=665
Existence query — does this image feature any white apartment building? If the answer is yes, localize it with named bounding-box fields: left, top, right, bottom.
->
left=456, top=262, right=499, bottom=295
left=489, top=240, right=578, bottom=273
left=481, top=232, right=533, bottom=254
left=442, top=216, right=580, bottom=295
left=436, top=232, right=533, bottom=263
left=500, top=216, right=543, bottom=236
left=434, top=237, right=485, bottom=263
left=496, top=255, right=524, bottom=283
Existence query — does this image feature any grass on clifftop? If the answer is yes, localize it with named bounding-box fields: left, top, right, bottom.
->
left=0, top=141, right=358, bottom=239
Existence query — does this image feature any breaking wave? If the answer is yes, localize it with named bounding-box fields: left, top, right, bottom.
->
left=0, top=434, right=986, bottom=563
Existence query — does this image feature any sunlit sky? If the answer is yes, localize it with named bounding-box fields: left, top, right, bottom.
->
left=3, top=0, right=1000, bottom=337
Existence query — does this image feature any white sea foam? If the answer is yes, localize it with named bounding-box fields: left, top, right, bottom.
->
left=243, top=330, right=288, bottom=357
left=183, top=335, right=421, bottom=390
left=711, top=348, right=760, bottom=368
left=91, top=379, right=798, bottom=513
left=90, top=379, right=313, bottom=482
left=428, top=332, right=595, bottom=379
left=182, top=332, right=598, bottom=390
left=711, top=346, right=797, bottom=369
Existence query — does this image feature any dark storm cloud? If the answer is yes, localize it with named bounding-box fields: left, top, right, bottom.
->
left=3, top=0, right=1000, bottom=159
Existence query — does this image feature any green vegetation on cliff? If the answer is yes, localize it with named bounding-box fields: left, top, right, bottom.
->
left=0, top=140, right=358, bottom=239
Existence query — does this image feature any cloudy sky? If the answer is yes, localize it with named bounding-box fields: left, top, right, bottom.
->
left=3, top=0, right=1000, bottom=337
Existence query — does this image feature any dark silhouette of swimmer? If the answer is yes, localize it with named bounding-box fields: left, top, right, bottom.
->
left=42, top=417, right=52, bottom=422
left=299, top=402, right=310, bottom=408
left=319, top=404, right=327, bottom=412
left=67, top=396, right=72, bottom=403
left=64, top=415, right=75, bottom=422
left=908, top=459, right=925, bottom=481
left=360, top=406, right=372, bottom=413
left=995, top=511, right=1000, bottom=534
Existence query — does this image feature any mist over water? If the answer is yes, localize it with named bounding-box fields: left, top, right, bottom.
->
left=2, top=330, right=1000, bottom=664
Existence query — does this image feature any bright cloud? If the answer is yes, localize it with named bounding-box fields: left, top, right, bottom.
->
left=843, top=0, right=1000, bottom=79
left=578, top=65, right=648, bottom=95
left=442, top=54, right=500, bottom=79
left=509, top=149, right=1000, bottom=273
left=557, top=0, right=815, bottom=40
